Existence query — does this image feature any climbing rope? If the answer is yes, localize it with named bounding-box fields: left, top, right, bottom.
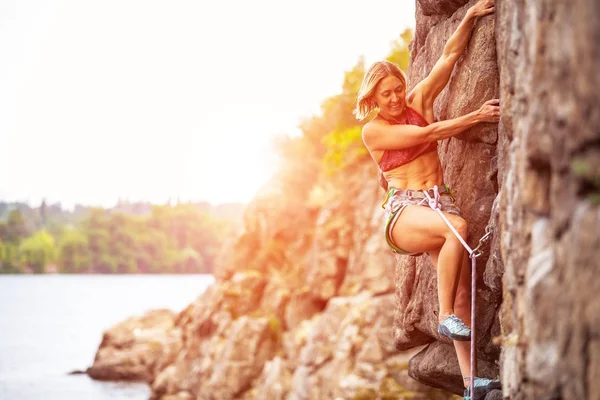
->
left=423, top=185, right=493, bottom=399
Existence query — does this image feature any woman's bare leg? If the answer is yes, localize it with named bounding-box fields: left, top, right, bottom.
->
left=391, top=205, right=468, bottom=321
left=431, top=248, right=473, bottom=388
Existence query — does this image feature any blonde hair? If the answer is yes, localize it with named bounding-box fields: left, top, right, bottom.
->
left=354, top=61, right=407, bottom=120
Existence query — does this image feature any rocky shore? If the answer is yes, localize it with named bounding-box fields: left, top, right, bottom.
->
left=84, top=172, right=464, bottom=398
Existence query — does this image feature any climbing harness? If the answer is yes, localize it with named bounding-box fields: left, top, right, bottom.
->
left=422, top=185, right=493, bottom=400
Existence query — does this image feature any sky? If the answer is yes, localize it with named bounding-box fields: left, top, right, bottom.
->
left=0, top=0, right=415, bottom=209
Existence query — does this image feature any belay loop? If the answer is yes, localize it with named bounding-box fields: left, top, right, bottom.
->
left=424, top=185, right=441, bottom=210
left=423, top=185, right=494, bottom=399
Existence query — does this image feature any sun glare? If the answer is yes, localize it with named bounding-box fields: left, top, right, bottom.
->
left=0, top=0, right=415, bottom=208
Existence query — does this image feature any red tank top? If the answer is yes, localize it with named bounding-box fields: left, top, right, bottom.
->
left=378, top=107, right=438, bottom=172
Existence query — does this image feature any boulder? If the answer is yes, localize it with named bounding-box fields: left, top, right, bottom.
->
left=86, top=309, right=180, bottom=383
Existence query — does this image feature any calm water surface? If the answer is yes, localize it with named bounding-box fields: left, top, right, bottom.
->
left=0, top=274, right=214, bottom=400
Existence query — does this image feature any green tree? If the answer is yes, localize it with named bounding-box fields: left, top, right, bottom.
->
left=40, top=199, right=48, bottom=228
left=58, top=229, right=91, bottom=273
left=19, top=230, right=56, bottom=274
left=0, top=239, right=5, bottom=266
left=4, top=209, right=29, bottom=244
left=0, top=222, right=6, bottom=241
left=176, top=246, right=205, bottom=274
left=147, top=204, right=225, bottom=273
left=135, top=229, right=177, bottom=273
left=0, top=243, right=23, bottom=273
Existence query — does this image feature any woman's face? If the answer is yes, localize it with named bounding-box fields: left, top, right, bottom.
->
left=373, top=75, right=406, bottom=118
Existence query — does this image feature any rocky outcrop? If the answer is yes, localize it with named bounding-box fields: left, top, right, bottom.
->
left=496, top=0, right=600, bottom=399
left=85, top=162, right=459, bottom=399
left=255, top=293, right=447, bottom=400
left=86, top=309, right=181, bottom=382
left=142, top=167, right=461, bottom=399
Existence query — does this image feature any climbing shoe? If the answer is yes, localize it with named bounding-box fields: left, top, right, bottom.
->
left=438, top=314, right=471, bottom=341
left=463, top=377, right=501, bottom=400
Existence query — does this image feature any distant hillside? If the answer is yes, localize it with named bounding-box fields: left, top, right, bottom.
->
left=0, top=200, right=245, bottom=231
left=0, top=200, right=245, bottom=275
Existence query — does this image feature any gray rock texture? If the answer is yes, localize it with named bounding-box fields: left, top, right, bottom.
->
left=496, top=0, right=600, bottom=399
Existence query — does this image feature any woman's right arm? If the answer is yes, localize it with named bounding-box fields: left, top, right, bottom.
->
left=362, top=99, right=500, bottom=151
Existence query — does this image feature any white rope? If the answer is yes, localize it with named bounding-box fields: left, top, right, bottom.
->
left=422, top=185, right=485, bottom=399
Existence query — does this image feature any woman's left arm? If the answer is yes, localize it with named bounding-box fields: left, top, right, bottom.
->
left=409, top=0, right=495, bottom=107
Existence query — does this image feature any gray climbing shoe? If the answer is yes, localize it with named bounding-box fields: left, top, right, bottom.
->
left=438, top=314, right=471, bottom=341
left=463, top=377, right=501, bottom=400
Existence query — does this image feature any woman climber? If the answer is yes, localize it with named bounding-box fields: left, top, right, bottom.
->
left=356, top=0, right=501, bottom=399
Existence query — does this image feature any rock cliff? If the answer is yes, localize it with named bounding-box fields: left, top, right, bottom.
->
left=496, top=0, right=600, bottom=399
left=401, top=1, right=600, bottom=397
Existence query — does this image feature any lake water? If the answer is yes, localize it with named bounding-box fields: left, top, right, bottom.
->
left=0, top=274, right=214, bottom=400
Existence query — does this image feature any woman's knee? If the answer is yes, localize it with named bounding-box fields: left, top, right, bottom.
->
left=445, top=216, right=468, bottom=239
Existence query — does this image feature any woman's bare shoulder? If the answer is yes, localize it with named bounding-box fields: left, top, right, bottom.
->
left=362, top=117, right=390, bottom=147
left=363, top=117, right=388, bottom=133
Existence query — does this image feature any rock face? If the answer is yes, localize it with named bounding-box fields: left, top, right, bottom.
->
left=87, top=309, right=181, bottom=383
left=396, top=0, right=503, bottom=395
left=495, top=0, right=600, bottom=399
